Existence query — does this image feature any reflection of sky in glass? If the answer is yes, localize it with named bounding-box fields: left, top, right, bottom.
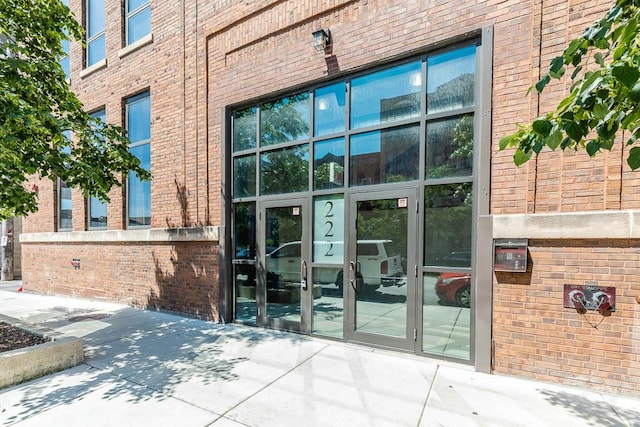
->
left=128, top=7, right=151, bottom=44
left=315, top=83, right=345, bottom=136
left=129, top=144, right=150, bottom=224
left=128, top=0, right=148, bottom=12
left=88, top=0, right=105, bottom=37
left=89, top=109, right=108, bottom=227
left=350, top=131, right=380, bottom=156
left=314, top=137, right=344, bottom=160
left=427, top=45, right=475, bottom=94
left=88, top=34, right=105, bottom=65
left=127, top=95, right=151, bottom=142
left=351, top=61, right=421, bottom=129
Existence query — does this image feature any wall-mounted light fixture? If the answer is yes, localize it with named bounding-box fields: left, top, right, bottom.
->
left=312, top=29, right=331, bottom=52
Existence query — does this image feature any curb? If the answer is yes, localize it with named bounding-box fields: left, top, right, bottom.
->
left=0, top=315, right=84, bottom=389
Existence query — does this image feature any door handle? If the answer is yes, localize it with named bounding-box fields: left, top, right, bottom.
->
left=301, top=260, right=308, bottom=290
left=349, top=261, right=357, bottom=293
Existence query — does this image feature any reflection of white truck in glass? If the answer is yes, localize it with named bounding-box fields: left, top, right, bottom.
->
left=266, top=240, right=404, bottom=289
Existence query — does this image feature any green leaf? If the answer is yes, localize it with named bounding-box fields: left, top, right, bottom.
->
left=535, top=75, right=551, bottom=93
left=546, top=130, right=562, bottom=150
left=628, top=81, right=640, bottom=102
left=593, top=103, right=608, bottom=120
left=532, top=119, right=553, bottom=136
left=514, top=148, right=532, bottom=166
left=563, top=121, right=584, bottom=141
left=499, top=133, right=518, bottom=150
left=549, top=56, right=565, bottom=78
left=586, top=141, right=600, bottom=156
left=594, top=52, right=605, bottom=66
left=628, top=147, right=640, bottom=170
left=611, top=65, right=640, bottom=88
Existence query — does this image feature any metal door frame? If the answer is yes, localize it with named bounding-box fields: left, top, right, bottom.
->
left=257, top=197, right=312, bottom=333
left=345, top=187, right=419, bottom=351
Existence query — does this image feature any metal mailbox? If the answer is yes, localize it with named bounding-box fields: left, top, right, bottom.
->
left=493, top=238, right=528, bottom=272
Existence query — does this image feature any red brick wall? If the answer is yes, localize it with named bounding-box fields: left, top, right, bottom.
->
left=22, top=241, right=219, bottom=320
left=493, top=239, right=640, bottom=397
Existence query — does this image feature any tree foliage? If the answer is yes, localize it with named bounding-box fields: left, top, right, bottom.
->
left=0, top=0, right=150, bottom=219
left=500, top=0, right=640, bottom=170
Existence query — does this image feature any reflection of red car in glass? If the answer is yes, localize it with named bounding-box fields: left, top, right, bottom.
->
left=435, top=272, right=471, bottom=308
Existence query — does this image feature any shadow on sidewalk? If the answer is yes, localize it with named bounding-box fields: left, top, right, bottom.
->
left=540, top=389, right=640, bottom=426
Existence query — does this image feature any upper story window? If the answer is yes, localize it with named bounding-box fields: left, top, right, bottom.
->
left=60, top=0, right=70, bottom=78
left=88, top=108, right=108, bottom=229
left=126, top=91, right=151, bottom=228
left=86, top=0, right=105, bottom=66
left=58, top=131, right=73, bottom=231
left=126, top=0, right=151, bottom=45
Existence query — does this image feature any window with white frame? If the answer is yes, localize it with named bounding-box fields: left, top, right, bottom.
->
left=88, top=108, right=108, bottom=229
left=60, top=0, right=70, bottom=78
left=58, top=131, right=73, bottom=231
left=126, top=0, right=151, bottom=45
left=86, top=0, right=105, bottom=66
left=126, top=91, right=151, bottom=228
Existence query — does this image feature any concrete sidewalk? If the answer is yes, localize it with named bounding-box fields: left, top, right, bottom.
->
left=0, top=281, right=638, bottom=427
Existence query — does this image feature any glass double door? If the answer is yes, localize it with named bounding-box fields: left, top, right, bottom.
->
left=254, top=190, right=417, bottom=350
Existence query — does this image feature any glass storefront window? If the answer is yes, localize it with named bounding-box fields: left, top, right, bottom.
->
left=233, top=155, right=256, bottom=198
left=314, top=138, right=344, bottom=190
left=261, top=93, right=310, bottom=146
left=427, top=45, right=476, bottom=114
left=350, top=125, right=420, bottom=186
left=312, top=267, right=343, bottom=338
left=233, top=202, right=256, bottom=260
left=424, top=183, right=473, bottom=268
left=351, top=61, right=421, bottom=129
left=426, top=115, right=474, bottom=179
left=233, top=107, right=257, bottom=152
left=234, top=202, right=256, bottom=323
left=260, top=144, right=309, bottom=195
left=313, top=195, right=344, bottom=264
left=423, top=272, right=470, bottom=359
left=314, top=82, right=346, bottom=136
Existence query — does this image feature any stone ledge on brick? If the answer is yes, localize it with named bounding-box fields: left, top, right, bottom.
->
left=20, top=226, right=220, bottom=244
left=490, top=210, right=640, bottom=239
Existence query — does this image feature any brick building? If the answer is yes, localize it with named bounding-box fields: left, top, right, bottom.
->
left=20, top=0, right=640, bottom=397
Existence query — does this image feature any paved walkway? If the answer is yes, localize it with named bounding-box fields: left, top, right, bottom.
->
left=0, top=281, right=638, bottom=427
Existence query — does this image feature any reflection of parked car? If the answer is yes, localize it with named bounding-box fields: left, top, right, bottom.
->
left=266, top=240, right=403, bottom=288
left=435, top=272, right=471, bottom=308
left=436, top=251, right=472, bottom=268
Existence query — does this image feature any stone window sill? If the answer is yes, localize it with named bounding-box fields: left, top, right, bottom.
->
left=118, top=33, right=154, bottom=59
left=79, top=58, right=107, bottom=79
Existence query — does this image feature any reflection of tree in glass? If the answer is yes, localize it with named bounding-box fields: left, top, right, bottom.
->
left=233, top=202, right=256, bottom=256
left=357, top=200, right=407, bottom=260
left=424, top=183, right=472, bottom=264
left=233, top=107, right=257, bottom=151
left=261, top=93, right=310, bottom=146
left=233, top=156, right=256, bottom=197
left=427, top=114, right=473, bottom=179
left=261, top=146, right=309, bottom=195
left=314, top=162, right=344, bottom=189
left=266, top=208, right=302, bottom=249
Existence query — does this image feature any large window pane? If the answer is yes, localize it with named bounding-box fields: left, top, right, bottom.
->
left=233, top=107, right=257, bottom=152
left=89, top=109, right=107, bottom=229
left=127, top=6, right=151, bottom=45
left=260, top=144, right=309, bottom=195
left=127, top=92, right=151, bottom=228
left=314, top=137, right=344, bottom=190
left=87, top=0, right=105, bottom=38
left=426, top=115, right=474, bottom=179
left=260, top=93, right=310, bottom=146
left=233, top=202, right=256, bottom=260
left=233, top=155, right=256, bottom=198
left=424, top=183, right=472, bottom=268
left=127, top=95, right=151, bottom=142
left=128, top=144, right=151, bottom=227
left=312, top=267, right=343, bottom=338
left=313, top=195, right=344, bottom=264
left=427, top=45, right=476, bottom=114
left=350, top=125, right=419, bottom=186
left=351, top=61, right=421, bottom=129
left=87, top=34, right=105, bottom=66
left=423, top=272, right=470, bottom=359
left=314, top=83, right=345, bottom=136
left=58, top=180, right=73, bottom=231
